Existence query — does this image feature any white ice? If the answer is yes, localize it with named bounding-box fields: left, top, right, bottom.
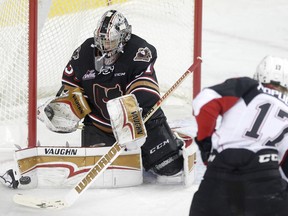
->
left=1, top=0, right=288, bottom=215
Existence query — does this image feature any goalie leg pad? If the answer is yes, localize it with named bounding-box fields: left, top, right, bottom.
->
left=15, top=146, right=143, bottom=188
left=182, top=137, right=197, bottom=186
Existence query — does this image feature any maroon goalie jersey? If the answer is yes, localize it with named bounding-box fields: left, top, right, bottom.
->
left=62, top=34, right=163, bottom=133
left=193, top=77, right=288, bottom=180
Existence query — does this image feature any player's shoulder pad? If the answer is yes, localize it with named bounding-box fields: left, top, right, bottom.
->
left=210, top=76, right=259, bottom=98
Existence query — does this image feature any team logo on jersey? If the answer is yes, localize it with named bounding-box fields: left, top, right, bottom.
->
left=82, top=70, right=96, bottom=80
left=94, top=84, right=123, bottom=120
left=98, top=65, right=115, bottom=75
left=133, top=47, right=152, bottom=62
left=71, top=46, right=81, bottom=60
left=64, top=64, right=74, bottom=76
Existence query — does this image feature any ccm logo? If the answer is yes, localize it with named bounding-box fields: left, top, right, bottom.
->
left=259, top=154, right=278, bottom=163
left=150, top=139, right=169, bottom=154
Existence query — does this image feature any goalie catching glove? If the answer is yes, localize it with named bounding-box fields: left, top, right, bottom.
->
left=38, top=87, right=91, bottom=133
left=107, top=94, right=147, bottom=151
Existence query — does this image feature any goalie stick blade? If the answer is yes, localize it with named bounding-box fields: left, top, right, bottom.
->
left=13, top=193, right=68, bottom=209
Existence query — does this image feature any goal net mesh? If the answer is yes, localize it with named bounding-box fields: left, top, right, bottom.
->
left=0, top=0, right=195, bottom=149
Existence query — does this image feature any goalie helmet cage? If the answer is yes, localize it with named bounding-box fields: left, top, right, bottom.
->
left=0, top=0, right=202, bottom=149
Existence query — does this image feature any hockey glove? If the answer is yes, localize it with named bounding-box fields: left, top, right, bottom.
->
left=38, top=87, right=91, bottom=133
left=194, top=136, right=212, bottom=164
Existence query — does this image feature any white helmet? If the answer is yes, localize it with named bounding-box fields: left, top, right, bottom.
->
left=254, top=55, right=288, bottom=88
left=94, top=10, right=131, bottom=58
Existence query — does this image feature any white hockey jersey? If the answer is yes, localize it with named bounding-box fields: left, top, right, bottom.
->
left=193, top=77, right=288, bottom=180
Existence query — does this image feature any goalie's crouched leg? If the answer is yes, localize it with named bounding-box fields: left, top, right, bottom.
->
left=141, top=118, right=184, bottom=177
left=81, top=123, right=116, bottom=147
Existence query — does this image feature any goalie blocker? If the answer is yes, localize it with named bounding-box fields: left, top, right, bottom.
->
left=106, top=94, right=147, bottom=151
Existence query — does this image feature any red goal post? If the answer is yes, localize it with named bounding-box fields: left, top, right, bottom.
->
left=0, top=0, right=202, bottom=149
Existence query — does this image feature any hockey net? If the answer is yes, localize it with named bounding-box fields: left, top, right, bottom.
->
left=0, top=0, right=201, bottom=151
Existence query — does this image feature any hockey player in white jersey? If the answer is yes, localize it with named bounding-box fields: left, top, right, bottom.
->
left=189, top=55, right=288, bottom=216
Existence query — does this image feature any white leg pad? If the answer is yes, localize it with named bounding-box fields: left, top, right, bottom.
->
left=182, top=141, right=197, bottom=187
left=15, top=146, right=143, bottom=189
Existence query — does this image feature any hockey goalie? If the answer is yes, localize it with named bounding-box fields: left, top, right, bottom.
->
left=1, top=9, right=197, bottom=188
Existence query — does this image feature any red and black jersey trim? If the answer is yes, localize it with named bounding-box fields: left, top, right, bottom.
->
left=195, top=77, right=260, bottom=140
left=210, top=77, right=260, bottom=105
left=195, top=96, right=239, bottom=140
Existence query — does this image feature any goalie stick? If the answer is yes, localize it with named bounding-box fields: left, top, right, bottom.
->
left=13, top=57, right=202, bottom=209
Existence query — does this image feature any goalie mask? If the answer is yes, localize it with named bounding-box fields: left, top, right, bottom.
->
left=254, top=55, right=288, bottom=88
left=94, top=10, right=132, bottom=59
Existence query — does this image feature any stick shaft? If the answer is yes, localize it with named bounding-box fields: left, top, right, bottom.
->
left=143, top=57, right=202, bottom=122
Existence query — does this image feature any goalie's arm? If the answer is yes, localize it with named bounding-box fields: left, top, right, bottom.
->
left=38, top=85, right=91, bottom=133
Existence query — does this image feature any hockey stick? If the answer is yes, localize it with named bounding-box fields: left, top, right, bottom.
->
left=13, top=57, right=202, bottom=209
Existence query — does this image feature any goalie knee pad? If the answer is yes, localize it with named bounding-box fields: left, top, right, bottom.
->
left=141, top=118, right=184, bottom=176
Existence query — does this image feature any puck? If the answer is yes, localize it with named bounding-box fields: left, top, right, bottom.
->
left=19, top=176, right=31, bottom=185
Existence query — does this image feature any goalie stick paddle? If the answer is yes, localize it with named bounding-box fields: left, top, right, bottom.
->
left=13, top=57, right=202, bottom=209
